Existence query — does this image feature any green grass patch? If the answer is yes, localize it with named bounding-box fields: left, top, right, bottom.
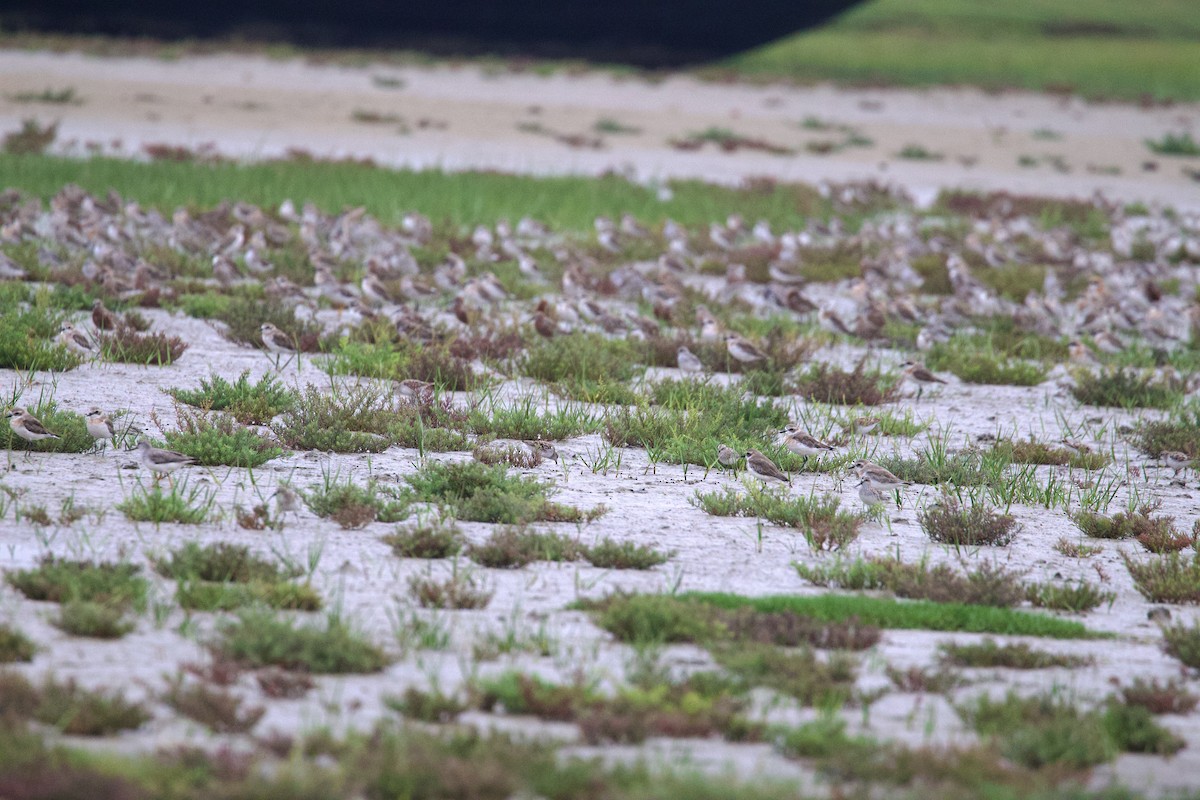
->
left=1070, top=368, right=1184, bottom=409
left=0, top=399, right=93, bottom=453
left=403, top=460, right=599, bottom=524
left=1146, top=131, right=1200, bottom=156
left=163, top=408, right=284, bottom=468
left=729, top=0, right=1200, bottom=102
left=0, top=623, right=36, bottom=662
left=213, top=609, right=390, bottom=673
left=167, top=370, right=296, bottom=425
left=792, top=360, right=899, bottom=406
left=0, top=285, right=80, bottom=372
left=467, top=396, right=600, bottom=440
left=603, top=379, right=807, bottom=470
left=5, top=556, right=148, bottom=610
left=324, top=336, right=483, bottom=392
left=117, top=479, right=215, bottom=524
left=0, top=152, right=834, bottom=232
left=1122, top=551, right=1200, bottom=604
left=1131, top=404, right=1200, bottom=457
left=152, top=541, right=320, bottom=610
left=52, top=601, right=135, bottom=639
left=383, top=518, right=465, bottom=559
left=521, top=333, right=641, bottom=404
left=926, top=337, right=1047, bottom=386
left=701, top=591, right=1095, bottom=638
left=303, top=471, right=409, bottom=529
left=692, top=485, right=861, bottom=550
left=939, top=639, right=1091, bottom=669
left=0, top=672, right=151, bottom=736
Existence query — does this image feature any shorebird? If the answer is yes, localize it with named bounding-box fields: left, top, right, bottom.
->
left=855, top=477, right=891, bottom=509
left=6, top=408, right=60, bottom=443
left=273, top=484, right=302, bottom=518
left=845, top=416, right=881, bottom=436
left=849, top=459, right=910, bottom=492
left=778, top=424, right=836, bottom=466
left=135, top=439, right=196, bottom=483
left=260, top=322, right=298, bottom=370
left=724, top=334, right=767, bottom=365
left=91, top=299, right=120, bottom=331
left=677, top=346, right=704, bottom=374
left=526, top=440, right=560, bottom=463
left=396, top=379, right=435, bottom=404
left=260, top=323, right=296, bottom=355
left=84, top=408, right=116, bottom=447
left=716, top=443, right=741, bottom=469
left=745, top=449, right=790, bottom=485
left=899, top=360, right=947, bottom=399
left=57, top=323, right=96, bottom=357
left=1162, top=451, right=1193, bottom=479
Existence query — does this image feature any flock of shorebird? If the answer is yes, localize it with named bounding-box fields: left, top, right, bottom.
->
left=5, top=406, right=197, bottom=479
left=4, top=183, right=1199, bottom=506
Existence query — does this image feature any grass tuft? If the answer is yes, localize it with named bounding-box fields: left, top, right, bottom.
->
left=6, top=556, right=148, bottom=610
left=938, top=639, right=1092, bottom=669
left=383, top=518, right=465, bottom=559
left=117, top=479, right=214, bottom=524
left=792, top=359, right=898, bottom=405
left=168, top=370, right=296, bottom=424
left=213, top=609, right=390, bottom=673
left=0, top=623, right=36, bottom=662
left=1122, top=551, right=1200, bottom=604
left=918, top=497, right=1019, bottom=547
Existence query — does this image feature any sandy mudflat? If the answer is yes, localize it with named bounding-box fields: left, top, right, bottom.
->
left=1, top=50, right=1198, bottom=209
left=2, top=49, right=1200, bottom=795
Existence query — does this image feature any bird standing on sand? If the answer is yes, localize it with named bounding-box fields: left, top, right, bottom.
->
left=899, top=360, right=947, bottom=399
left=778, top=424, right=836, bottom=466
left=260, top=323, right=296, bottom=355
left=58, top=323, right=96, bottom=357
left=6, top=408, right=60, bottom=443
left=716, top=443, right=741, bottom=469
left=1162, top=451, right=1193, bottom=479
left=91, top=299, right=120, bottom=331
left=849, top=459, right=910, bottom=492
left=856, top=478, right=890, bottom=509
left=135, top=439, right=196, bottom=482
left=84, top=408, right=115, bottom=446
left=725, top=334, right=766, bottom=365
left=745, top=449, right=790, bottom=485
left=677, top=346, right=704, bottom=374
left=396, top=379, right=435, bottom=403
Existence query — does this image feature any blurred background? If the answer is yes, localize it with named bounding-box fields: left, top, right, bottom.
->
left=0, top=0, right=859, bottom=66
left=1, top=0, right=1196, bottom=100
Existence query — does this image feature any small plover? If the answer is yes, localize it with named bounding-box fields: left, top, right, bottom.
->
left=855, top=477, right=890, bottom=508
left=899, top=360, right=946, bottom=399
left=845, top=416, right=881, bottom=435
left=745, top=448, right=789, bottom=485
left=724, top=334, right=766, bottom=364
left=396, top=379, right=435, bottom=403
left=677, top=346, right=704, bottom=374
left=57, top=322, right=96, bottom=357
left=1058, top=438, right=1092, bottom=457
left=91, top=299, right=120, bottom=331
left=84, top=408, right=115, bottom=445
left=1162, top=451, right=1192, bottom=478
left=778, top=424, right=835, bottom=465
left=6, top=408, right=60, bottom=442
left=525, top=440, right=559, bottom=462
left=849, top=459, right=910, bottom=491
left=135, top=439, right=196, bottom=479
left=273, top=484, right=302, bottom=517
left=716, top=443, right=741, bottom=468
left=259, top=323, right=296, bottom=354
